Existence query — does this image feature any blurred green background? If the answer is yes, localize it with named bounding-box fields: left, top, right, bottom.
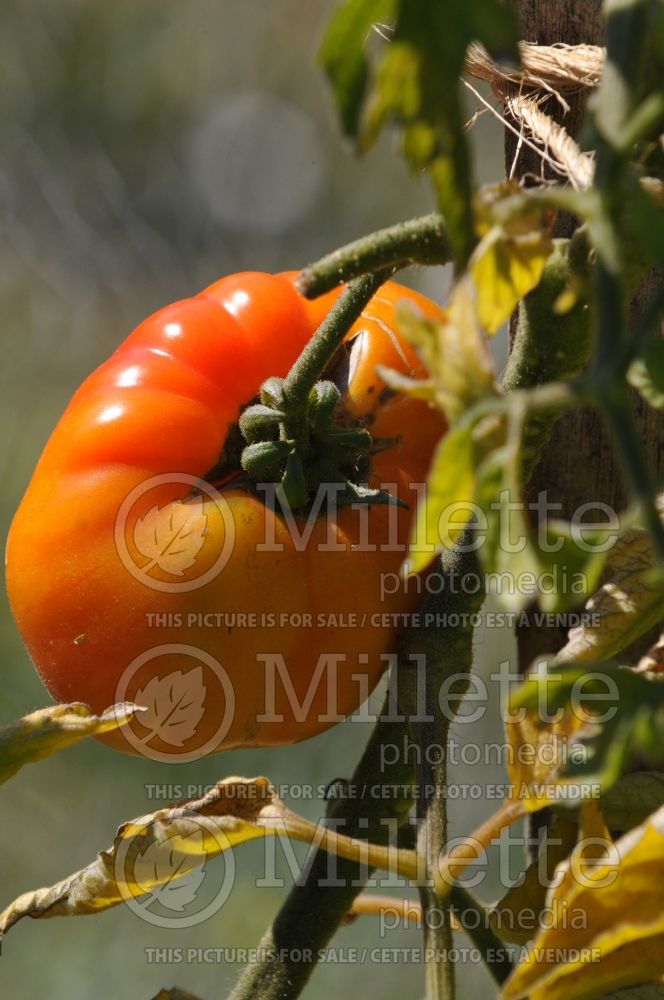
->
left=0, top=2, right=515, bottom=997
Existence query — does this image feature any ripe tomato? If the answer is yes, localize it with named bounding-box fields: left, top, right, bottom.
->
left=6, top=271, right=445, bottom=759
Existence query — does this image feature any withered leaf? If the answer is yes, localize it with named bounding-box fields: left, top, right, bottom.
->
left=0, top=702, right=140, bottom=786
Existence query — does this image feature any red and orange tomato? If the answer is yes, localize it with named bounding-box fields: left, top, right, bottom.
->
left=6, top=271, right=445, bottom=757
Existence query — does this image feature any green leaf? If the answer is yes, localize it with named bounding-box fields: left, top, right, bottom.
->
left=628, top=340, right=664, bottom=410
left=536, top=520, right=612, bottom=614
left=479, top=473, right=543, bottom=614
left=406, top=424, right=476, bottom=574
left=474, top=399, right=545, bottom=613
left=387, top=278, right=498, bottom=423
left=624, top=172, right=664, bottom=272
left=510, top=664, right=664, bottom=796
left=319, top=0, right=397, bottom=137
left=322, top=0, right=516, bottom=265
left=589, top=0, right=663, bottom=151
left=601, top=771, right=664, bottom=832
left=0, top=703, right=141, bottom=785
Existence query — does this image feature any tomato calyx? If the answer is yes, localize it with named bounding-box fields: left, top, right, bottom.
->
left=230, top=270, right=408, bottom=512
left=238, top=374, right=403, bottom=511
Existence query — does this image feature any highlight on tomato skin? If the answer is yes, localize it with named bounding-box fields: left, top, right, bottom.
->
left=5, top=270, right=447, bottom=760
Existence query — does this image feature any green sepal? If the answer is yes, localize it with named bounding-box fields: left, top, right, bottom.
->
left=260, top=376, right=286, bottom=409
left=241, top=439, right=292, bottom=480
left=324, top=425, right=372, bottom=458
left=278, top=452, right=309, bottom=509
left=309, top=380, right=342, bottom=431
left=239, top=404, right=285, bottom=443
left=335, top=481, right=408, bottom=509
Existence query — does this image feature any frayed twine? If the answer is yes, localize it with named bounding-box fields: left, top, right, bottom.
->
left=464, top=41, right=604, bottom=189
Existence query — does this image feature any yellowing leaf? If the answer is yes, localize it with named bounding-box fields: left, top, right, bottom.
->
left=503, top=662, right=607, bottom=812
left=504, top=709, right=590, bottom=812
left=471, top=224, right=554, bottom=334
left=490, top=815, right=578, bottom=944
left=0, top=777, right=418, bottom=942
left=502, top=803, right=664, bottom=1000
left=508, top=664, right=664, bottom=802
left=445, top=278, right=499, bottom=405
left=556, top=522, right=664, bottom=665
left=0, top=703, right=141, bottom=786
left=133, top=829, right=206, bottom=911
left=636, top=634, right=664, bottom=675
left=391, top=278, right=497, bottom=424
left=376, top=365, right=438, bottom=403
left=406, top=424, right=476, bottom=573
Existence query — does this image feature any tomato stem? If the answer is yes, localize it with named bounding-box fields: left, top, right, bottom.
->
left=297, top=213, right=452, bottom=298
left=283, top=270, right=389, bottom=410
left=240, top=270, right=394, bottom=508
left=399, top=539, right=485, bottom=1000
left=227, top=687, right=418, bottom=1000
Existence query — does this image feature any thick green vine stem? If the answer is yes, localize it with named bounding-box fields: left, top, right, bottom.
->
left=296, top=213, right=453, bottom=298
left=239, top=271, right=391, bottom=509
left=501, top=238, right=593, bottom=482
left=227, top=689, right=416, bottom=1000
left=398, top=542, right=485, bottom=1000
left=283, top=270, right=388, bottom=411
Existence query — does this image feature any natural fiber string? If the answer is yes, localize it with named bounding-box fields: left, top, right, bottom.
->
left=461, top=78, right=577, bottom=182
left=466, top=41, right=604, bottom=105
left=505, top=94, right=595, bottom=189
left=463, top=41, right=604, bottom=189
